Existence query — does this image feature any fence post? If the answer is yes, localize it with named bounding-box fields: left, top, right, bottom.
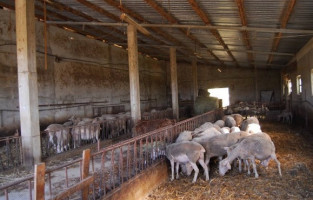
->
left=82, top=149, right=91, bottom=200
left=35, top=163, right=45, bottom=200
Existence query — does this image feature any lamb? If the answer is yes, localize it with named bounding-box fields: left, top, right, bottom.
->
left=175, top=131, right=193, bottom=143
left=224, top=116, right=236, bottom=128
left=277, top=111, right=293, bottom=124
left=165, top=141, right=209, bottom=183
left=245, top=123, right=262, bottom=134
left=45, top=124, right=70, bottom=153
left=219, top=133, right=282, bottom=178
left=230, top=126, right=240, bottom=133
left=193, top=122, right=214, bottom=134
left=214, top=120, right=225, bottom=128
left=220, top=127, right=230, bottom=134
left=240, top=117, right=260, bottom=131
left=71, top=121, right=100, bottom=148
left=192, top=127, right=221, bottom=143
left=231, top=114, right=244, bottom=127
left=198, top=131, right=249, bottom=179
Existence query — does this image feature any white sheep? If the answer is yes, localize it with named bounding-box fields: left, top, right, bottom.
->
left=224, top=116, right=236, bottom=128
left=219, top=133, right=282, bottom=178
left=240, top=117, right=260, bottom=131
left=277, top=111, right=293, bottom=124
left=230, top=126, right=240, bottom=133
left=220, top=127, right=230, bottom=134
left=198, top=131, right=249, bottom=179
left=175, top=131, right=193, bottom=143
left=45, top=124, right=70, bottom=153
left=214, top=120, right=225, bottom=128
left=166, top=141, right=209, bottom=183
left=245, top=123, right=262, bottom=134
left=193, top=122, right=214, bottom=134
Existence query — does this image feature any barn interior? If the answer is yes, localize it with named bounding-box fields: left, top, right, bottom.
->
left=0, top=0, right=313, bottom=199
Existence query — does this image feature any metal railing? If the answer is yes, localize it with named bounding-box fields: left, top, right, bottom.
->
left=0, top=136, right=23, bottom=170
left=0, top=109, right=222, bottom=200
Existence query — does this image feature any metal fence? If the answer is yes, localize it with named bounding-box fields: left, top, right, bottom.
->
left=0, top=109, right=222, bottom=200
left=0, top=136, right=23, bottom=171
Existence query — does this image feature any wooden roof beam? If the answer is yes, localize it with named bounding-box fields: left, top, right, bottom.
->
left=144, top=0, right=224, bottom=66
left=103, top=0, right=183, bottom=46
left=75, top=0, right=120, bottom=22
left=103, top=0, right=199, bottom=63
left=75, top=0, right=172, bottom=57
left=188, top=0, right=238, bottom=67
left=40, top=0, right=125, bottom=38
left=235, top=0, right=254, bottom=68
left=267, top=0, right=297, bottom=65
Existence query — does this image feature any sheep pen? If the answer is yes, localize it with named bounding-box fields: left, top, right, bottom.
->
left=145, top=120, right=313, bottom=200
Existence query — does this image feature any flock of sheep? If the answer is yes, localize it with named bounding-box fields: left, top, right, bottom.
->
left=166, top=114, right=282, bottom=183
left=44, top=113, right=131, bottom=153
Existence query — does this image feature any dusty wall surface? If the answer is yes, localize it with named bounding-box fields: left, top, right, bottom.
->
left=0, top=9, right=167, bottom=135
left=176, top=62, right=281, bottom=105
left=283, top=38, right=313, bottom=127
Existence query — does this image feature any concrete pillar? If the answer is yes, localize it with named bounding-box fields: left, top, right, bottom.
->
left=170, top=47, right=179, bottom=120
left=192, top=58, right=198, bottom=103
left=127, top=24, right=141, bottom=124
left=15, top=0, right=41, bottom=166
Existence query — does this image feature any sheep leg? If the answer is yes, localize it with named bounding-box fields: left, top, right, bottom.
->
left=271, top=154, right=282, bottom=177
left=250, top=157, right=259, bottom=178
left=205, top=157, right=210, bottom=166
left=175, top=162, right=180, bottom=179
left=189, top=162, right=199, bottom=183
left=245, top=159, right=251, bottom=175
left=198, top=158, right=209, bottom=181
left=170, top=160, right=175, bottom=181
left=238, top=158, right=242, bottom=173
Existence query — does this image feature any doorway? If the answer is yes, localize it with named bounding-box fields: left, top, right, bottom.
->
left=208, top=87, right=230, bottom=107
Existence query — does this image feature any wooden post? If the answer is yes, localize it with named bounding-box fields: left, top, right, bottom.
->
left=15, top=0, right=41, bottom=166
left=170, top=47, right=179, bottom=120
left=81, top=149, right=91, bottom=200
left=127, top=24, right=141, bottom=125
left=192, top=58, right=198, bottom=103
left=35, top=163, right=45, bottom=200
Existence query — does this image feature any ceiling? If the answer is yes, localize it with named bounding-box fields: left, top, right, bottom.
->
left=1, top=0, right=313, bottom=69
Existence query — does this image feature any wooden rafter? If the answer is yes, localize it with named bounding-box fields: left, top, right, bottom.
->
left=143, top=0, right=223, bottom=66
left=0, top=1, right=106, bottom=42
left=38, top=0, right=126, bottom=41
left=267, top=0, right=297, bottom=65
left=102, top=0, right=198, bottom=62
left=41, top=0, right=164, bottom=58
left=76, top=0, right=171, bottom=57
left=188, top=0, right=238, bottom=67
left=235, top=0, right=254, bottom=67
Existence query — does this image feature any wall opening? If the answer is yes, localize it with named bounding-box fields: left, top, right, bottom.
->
left=208, top=88, right=229, bottom=107
left=296, top=75, right=302, bottom=95
left=287, top=79, right=292, bottom=95
left=311, top=69, right=313, bottom=95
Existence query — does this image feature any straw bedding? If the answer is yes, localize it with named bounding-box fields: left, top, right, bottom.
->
left=145, top=120, right=313, bottom=200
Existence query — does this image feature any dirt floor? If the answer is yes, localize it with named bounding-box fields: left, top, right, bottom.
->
left=145, top=120, right=313, bottom=200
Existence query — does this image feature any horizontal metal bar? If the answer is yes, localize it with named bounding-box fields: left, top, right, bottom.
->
left=113, top=43, right=294, bottom=56
left=46, top=21, right=313, bottom=34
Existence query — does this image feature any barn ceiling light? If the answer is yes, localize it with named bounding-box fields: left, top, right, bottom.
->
left=120, top=13, right=150, bottom=36
left=217, top=68, right=222, bottom=72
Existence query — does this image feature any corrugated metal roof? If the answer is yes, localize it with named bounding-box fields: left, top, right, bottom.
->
left=0, top=0, right=312, bottom=69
